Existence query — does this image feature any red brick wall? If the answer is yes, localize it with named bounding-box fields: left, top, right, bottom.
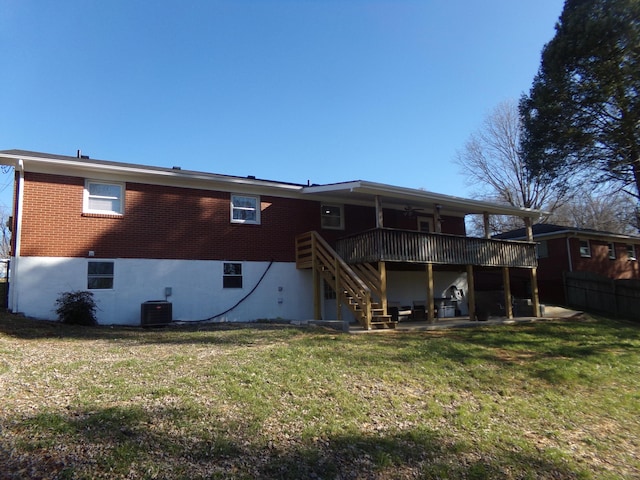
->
left=20, top=173, right=320, bottom=261
left=535, top=237, right=640, bottom=305
left=18, top=172, right=470, bottom=261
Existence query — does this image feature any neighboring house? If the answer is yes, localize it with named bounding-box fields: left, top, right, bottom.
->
left=495, top=223, right=640, bottom=305
left=0, top=149, right=541, bottom=328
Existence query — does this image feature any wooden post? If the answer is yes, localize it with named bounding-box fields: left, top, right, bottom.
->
left=335, top=258, right=342, bottom=321
left=466, top=265, right=476, bottom=321
left=375, top=195, right=384, bottom=228
left=502, top=266, right=513, bottom=319
left=426, top=263, right=435, bottom=322
left=524, top=217, right=541, bottom=317
left=530, top=267, right=541, bottom=317
left=524, top=216, right=534, bottom=242
left=379, top=261, right=387, bottom=314
left=483, top=212, right=491, bottom=239
left=312, top=234, right=322, bottom=320
left=434, top=204, right=442, bottom=233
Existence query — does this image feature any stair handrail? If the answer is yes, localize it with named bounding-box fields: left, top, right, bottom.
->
left=297, top=231, right=373, bottom=327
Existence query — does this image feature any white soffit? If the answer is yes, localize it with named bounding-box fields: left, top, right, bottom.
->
left=302, top=180, right=540, bottom=218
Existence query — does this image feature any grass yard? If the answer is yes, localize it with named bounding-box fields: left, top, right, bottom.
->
left=0, top=313, right=639, bottom=479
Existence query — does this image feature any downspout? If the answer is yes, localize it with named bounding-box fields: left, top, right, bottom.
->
left=9, top=159, right=24, bottom=312
left=566, top=235, right=574, bottom=272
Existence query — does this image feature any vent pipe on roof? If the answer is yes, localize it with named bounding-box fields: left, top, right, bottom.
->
left=76, top=149, right=89, bottom=159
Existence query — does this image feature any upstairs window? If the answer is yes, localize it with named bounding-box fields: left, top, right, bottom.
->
left=579, top=240, right=591, bottom=258
left=607, top=242, right=616, bottom=260
left=231, top=194, right=260, bottom=224
left=627, top=244, right=637, bottom=261
left=537, top=240, right=549, bottom=259
left=84, top=180, right=124, bottom=215
left=88, top=261, right=114, bottom=289
left=321, top=204, right=344, bottom=230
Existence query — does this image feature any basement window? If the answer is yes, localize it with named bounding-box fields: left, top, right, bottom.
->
left=84, top=180, right=124, bottom=215
left=88, top=261, right=114, bottom=289
left=223, top=263, right=243, bottom=289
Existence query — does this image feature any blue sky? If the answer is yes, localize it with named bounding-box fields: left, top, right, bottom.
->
left=0, top=0, right=564, bottom=211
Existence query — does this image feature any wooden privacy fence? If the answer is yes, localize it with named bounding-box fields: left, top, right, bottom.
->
left=564, top=271, right=640, bottom=321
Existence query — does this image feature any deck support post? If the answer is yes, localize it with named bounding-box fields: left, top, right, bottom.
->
left=466, top=264, right=476, bottom=321
left=502, top=266, right=513, bottom=319
left=335, top=257, right=342, bottom=321
left=523, top=217, right=541, bottom=317
left=530, top=267, right=541, bottom=317
left=379, top=261, right=387, bottom=314
left=312, top=234, right=322, bottom=320
left=426, top=263, right=435, bottom=322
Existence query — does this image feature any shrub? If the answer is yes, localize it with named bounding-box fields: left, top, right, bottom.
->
left=55, top=291, right=98, bottom=326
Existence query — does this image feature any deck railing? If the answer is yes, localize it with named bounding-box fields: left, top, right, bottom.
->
left=335, top=228, right=537, bottom=268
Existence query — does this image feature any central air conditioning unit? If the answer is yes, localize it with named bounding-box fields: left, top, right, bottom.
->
left=141, top=301, right=172, bottom=327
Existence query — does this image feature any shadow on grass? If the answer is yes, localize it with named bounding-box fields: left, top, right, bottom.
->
left=1, top=404, right=589, bottom=480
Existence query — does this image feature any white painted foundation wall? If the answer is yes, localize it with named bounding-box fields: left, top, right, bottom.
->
left=321, top=269, right=469, bottom=320
left=9, top=257, right=314, bottom=325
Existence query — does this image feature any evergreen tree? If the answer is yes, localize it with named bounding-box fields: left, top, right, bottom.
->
left=519, top=0, right=640, bottom=202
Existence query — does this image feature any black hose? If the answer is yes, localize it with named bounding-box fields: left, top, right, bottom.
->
left=175, top=260, right=274, bottom=324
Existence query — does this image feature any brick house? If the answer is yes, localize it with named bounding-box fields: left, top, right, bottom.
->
left=1, top=149, right=542, bottom=328
left=495, top=224, right=640, bottom=305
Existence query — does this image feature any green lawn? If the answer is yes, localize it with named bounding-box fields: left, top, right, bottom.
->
left=0, top=313, right=638, bottom=479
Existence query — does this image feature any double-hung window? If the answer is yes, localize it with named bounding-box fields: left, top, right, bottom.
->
left=321, top=204, right=344, bottom=230
left=223, top=263, right=243, bottom=288
left=88, top=261, right=114, bottom=289
left=607, top=242, right=616, bottom=260
left=627, top=244, right=637, bottom=261
left=84, top=180, right=124, bottom=215
left=579, top=240, right=591, bottom=258
left=231, top=194, right=260, bottom=224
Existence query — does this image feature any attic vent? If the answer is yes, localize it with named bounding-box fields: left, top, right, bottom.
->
left=247, top=175, right=256, bottom=179
left=172, top=166, right=181, bottom=170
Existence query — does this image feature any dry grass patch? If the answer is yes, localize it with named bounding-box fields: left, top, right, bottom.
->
left=0, top=314, right=639, bottom=479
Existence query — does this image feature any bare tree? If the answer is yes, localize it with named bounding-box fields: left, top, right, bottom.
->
left=456, top=99, right=572, bottom=236
left=0, top=208, right=10, bottom=258
left=549, top=185, right=639, bottom=235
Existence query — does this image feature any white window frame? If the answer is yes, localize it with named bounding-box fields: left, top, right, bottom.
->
left=418, top=218, right=433, bottom=233
left=84, top=180, right=124, bottom=215
left=607, top=242, right=616, bottom=260
left=87, top=260, right=115, bottom=290
left=321, top=204, right=344, bottom=230
left=627, top=244, right=637, bottom=261
left=230, top=194, right=260, bottom=224
left=223, top=262, right=243, bottom=289
left=579, top=239, right=591, bottom=258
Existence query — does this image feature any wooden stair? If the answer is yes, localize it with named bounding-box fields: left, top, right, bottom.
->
left=345, top=294, right=395, bottom=329
left=296, top=231, right=396, bottom=330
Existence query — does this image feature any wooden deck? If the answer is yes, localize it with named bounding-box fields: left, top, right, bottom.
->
left=335, top=228, right=537, bottom=268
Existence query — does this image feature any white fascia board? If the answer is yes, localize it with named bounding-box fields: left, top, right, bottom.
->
left=1, top=151, right=305, bottom=198
left=303, top=180, right=541, bottom=218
